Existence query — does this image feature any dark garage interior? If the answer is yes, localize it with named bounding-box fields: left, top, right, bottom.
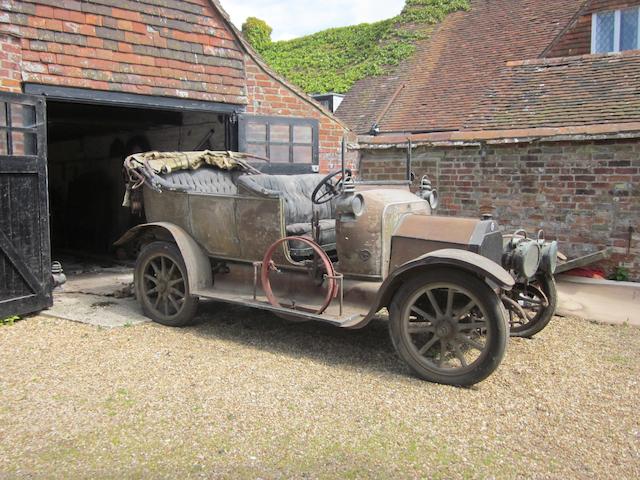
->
left=46, top=101, right=231, bottom=260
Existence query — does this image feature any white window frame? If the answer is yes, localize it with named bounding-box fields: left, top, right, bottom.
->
left=592, top=7, right=640, bottom=54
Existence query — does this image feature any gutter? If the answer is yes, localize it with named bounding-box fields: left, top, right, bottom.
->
left=357, top=122, right=640, bottom=149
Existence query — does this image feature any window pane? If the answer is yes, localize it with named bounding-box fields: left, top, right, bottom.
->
left=0, top=132, right=7, bottom=155
left=595, top=11, right=615, bottom=53
left=246, top=143, right=266, bottom=158
left=11, top=131, right=37, bottom=156
left=270, top=124, right=290, bottom=143
left=293, top=125, right=312, bottom=144
left=246, top=122, right=266, bottom=142
left=621, top=8, right=639, bottom=51
left=0, top=104, right=6, bottom=127
left=293, top=145, right=312, bottom=164
left=10, top=104, right=37, bottom=128
left=270, top=144, right=290, bottom=163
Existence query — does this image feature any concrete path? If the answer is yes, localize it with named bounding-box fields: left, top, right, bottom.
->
left=42, top=267, right=150, bottom=328
left=557, top=275, right=640, bottom=326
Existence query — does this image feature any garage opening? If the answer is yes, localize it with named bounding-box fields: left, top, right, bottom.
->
left=46, top=101, right=232, bottom=261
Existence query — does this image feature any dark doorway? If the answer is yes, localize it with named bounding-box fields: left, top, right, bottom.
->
left=46, top=101, right=230, bottom=257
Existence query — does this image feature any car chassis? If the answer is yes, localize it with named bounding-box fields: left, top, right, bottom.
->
left=117, top=147, right=559, bottom=386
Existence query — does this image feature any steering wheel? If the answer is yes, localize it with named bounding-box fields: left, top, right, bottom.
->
left=312, top=169, right=352, bottom=205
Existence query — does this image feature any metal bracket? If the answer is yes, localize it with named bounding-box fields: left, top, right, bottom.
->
left=252, top=261, right=262, bottom=300
left=324, top=272, right=344, bottom=316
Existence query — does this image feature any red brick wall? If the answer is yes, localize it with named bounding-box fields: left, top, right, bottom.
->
left=0, top=34, right=22, bottom=92
left=546, top=0, right=640, bottom=58
left=360, top=140, right=640, bottom=279
left=0, top=0, right=352, bottom=170
left=244, top=57, right=357, bottom=172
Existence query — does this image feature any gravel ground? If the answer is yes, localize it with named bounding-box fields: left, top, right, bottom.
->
left=1, top=304, right=638, bottom=479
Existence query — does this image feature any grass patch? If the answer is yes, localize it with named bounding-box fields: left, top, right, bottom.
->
left=1, top=315, right=20, bottom=326
left=102, top=388, right=136, bottom=417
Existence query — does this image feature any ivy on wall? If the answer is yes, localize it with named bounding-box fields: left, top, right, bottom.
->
left=246, top=0, right=470, bottom=94
left=242, top=17, right=273, bottom=52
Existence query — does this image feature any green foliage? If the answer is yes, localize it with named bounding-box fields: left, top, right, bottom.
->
left=609, top=266, right=630, bottom=282
left=242, top=17, right=273, bottom=52
left=401, top=0, right=470, bottom=22
left=256, top=0, right=470, bottom=94
left=1, top=316, right=20, bottom=326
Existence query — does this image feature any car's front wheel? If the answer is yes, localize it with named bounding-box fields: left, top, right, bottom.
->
left=134, top=241, right=199, bottom=327
left=389, top=269, right=509, bottom=386
left=505, top=274, right=557, bottom=338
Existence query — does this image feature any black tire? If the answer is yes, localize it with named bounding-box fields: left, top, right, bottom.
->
left=134, top=241, right=199, bottom=327
left=389, top=269, right=509, bottom=386
left=507, top=275, right=557, bottom=338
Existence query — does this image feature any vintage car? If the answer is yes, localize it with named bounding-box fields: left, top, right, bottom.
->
left=116, top=150, right=558, bottom=386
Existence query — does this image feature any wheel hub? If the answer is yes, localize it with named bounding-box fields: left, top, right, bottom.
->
left=435, top=319, right=457, bottom=340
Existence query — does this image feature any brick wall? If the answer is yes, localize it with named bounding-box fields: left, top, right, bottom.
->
left=360, top=139, right=640, bottom=279
left=546, top=0, right=640, bottom=58
left=0, top=0, right=352, bottom=170
left=0, top=33, right=22, bottom=92
left=244, top=56, right=357, bottom=172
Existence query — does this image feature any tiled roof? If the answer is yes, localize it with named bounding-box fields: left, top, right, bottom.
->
left=466, top=52, right=640, bottom=130
left=332, top=72, right=403, bottom=136
left=337, top=0, right=587, bottom=135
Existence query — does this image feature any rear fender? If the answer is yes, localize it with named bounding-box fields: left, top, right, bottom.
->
left=114, top=222, right=212, bottom=293
left=361, top=249, right=514, bottom=325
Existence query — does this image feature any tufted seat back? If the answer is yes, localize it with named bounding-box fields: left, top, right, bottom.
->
left=156, top=168, right=239, bottom=195
left=237, top=174, right=333, bottom=225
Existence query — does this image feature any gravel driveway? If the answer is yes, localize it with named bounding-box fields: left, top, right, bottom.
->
left=1, top=304, right=638, bottom=479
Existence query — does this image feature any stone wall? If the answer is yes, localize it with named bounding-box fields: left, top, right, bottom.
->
left=360, top=139, right=640, bottom=279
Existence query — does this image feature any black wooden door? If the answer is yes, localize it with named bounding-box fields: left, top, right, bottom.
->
left=0, top=92, right=52, bottom=317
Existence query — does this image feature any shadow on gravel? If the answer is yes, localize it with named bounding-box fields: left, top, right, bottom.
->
left=188, top=300, right=408, bottom=378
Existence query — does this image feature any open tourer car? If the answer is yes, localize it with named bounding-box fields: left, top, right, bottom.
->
left=116, top=150, right=558, bottom=386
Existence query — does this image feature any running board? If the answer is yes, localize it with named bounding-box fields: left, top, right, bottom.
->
left=194, top=288, right=365, bottom=327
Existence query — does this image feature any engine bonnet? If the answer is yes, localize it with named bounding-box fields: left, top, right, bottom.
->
left=390, top=215, right=503, bottom=271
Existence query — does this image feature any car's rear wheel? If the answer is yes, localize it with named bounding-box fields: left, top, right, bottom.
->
left=389, top=269, right=508, bottom=386
left=135, top=241, right=199, bottom=327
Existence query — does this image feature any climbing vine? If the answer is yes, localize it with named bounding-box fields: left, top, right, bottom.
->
left=246, top=0, right=469, bottom=94
left=242, top=17, right=273, bottom=52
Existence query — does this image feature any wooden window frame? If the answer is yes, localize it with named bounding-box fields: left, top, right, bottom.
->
left=238, top=115, right=319, bottom=172
left=592, top=7, right=640, bottom=54
left=0, top=102, right=40, bottom=158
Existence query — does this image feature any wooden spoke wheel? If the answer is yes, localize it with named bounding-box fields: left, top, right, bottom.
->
left=135, top=241, right=199, bottom=327
left=389, top=270, right=508, bottom=386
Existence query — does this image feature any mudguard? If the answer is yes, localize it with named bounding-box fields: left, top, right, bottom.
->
left=364, top=248, right=514, bottom=323
left=114, top=222, right=213, bottom=293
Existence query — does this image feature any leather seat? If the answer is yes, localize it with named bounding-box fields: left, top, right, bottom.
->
left=237, top=174, right=337, bottom=257
left=155, top=169, right=239, bottom=195
left=286, top=219, right=337, bottom=258
left=153, top=169, right=336, bottom=259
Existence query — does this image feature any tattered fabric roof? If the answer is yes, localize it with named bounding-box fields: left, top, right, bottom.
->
left=337, top=0, right=588, bottom=136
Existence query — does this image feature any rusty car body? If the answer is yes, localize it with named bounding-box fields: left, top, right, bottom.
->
left=116, top=150, right=558, bottom=386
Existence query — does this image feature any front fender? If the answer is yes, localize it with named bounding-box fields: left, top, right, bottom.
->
left=355, top=249, right=514, bottom=328
left=114, top=222, right=212, bottom=293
